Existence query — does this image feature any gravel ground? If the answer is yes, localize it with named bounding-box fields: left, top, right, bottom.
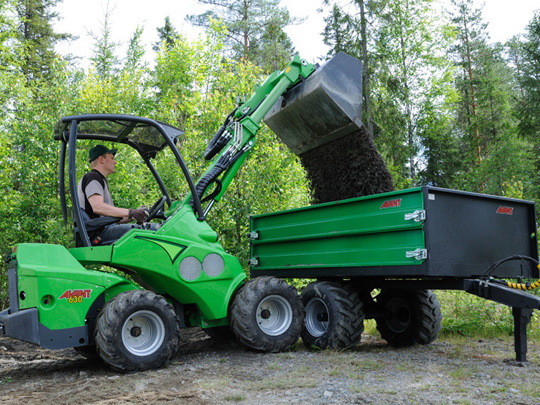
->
left=1, top=329, right=539, bottom=404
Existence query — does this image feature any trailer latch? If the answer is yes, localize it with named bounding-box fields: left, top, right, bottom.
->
left=406, top=248, right=428, bottom=260
left=249, top=257, right=259, bottom=266
left=249, top=232, right=259, bottom=240
left=404, top=210, right=426, bottom=222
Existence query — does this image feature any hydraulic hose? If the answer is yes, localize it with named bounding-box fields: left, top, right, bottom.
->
left=483, top=255, right=540, bottom=290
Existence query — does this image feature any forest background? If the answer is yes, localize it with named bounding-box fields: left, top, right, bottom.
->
left=1, top=0, right=540, bottom=338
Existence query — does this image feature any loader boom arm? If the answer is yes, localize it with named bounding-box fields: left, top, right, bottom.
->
left=184, top=56, right=316, bottom=213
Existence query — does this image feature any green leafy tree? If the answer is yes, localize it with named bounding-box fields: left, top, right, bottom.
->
left=126, top=26, right=146, bottom=71
left=372, top=0, right=455, bottom=184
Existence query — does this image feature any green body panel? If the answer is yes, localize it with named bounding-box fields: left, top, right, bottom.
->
left=69, top=246, right=113, bottom=264
left=250, top=188, right=426, bottom=271
left=69, top=205, right=247, bottom=323
left=13, top=244, right=138, bottom=330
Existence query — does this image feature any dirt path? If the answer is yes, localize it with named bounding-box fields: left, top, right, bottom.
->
left=1, top=330, right=539, bottom=404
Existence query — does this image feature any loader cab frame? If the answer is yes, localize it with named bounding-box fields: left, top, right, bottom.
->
left=54, top=114, right=205, bottom=247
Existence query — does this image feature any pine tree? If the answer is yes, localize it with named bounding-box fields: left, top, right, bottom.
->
left=89, top=5, right=119, bottom=77
left=187, top=0, right=298, bottom=71
left=153, top=16, right=180, bottom=52
left=514, top=12, right=540, bottom=200
left=15, top=0, right=70, bottom=81
left=449, top=0, right=525, bottom=194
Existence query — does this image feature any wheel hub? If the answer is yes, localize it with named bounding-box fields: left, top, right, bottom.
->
left=256, top=295, right=293, bottom=336
left=121, top=310, right=166, bottom=356
left=305, top=298, right=330, bottom=337
left=130, top=326, right=142, bottom=337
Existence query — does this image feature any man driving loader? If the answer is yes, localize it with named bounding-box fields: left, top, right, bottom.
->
left=77, top=145, right=149, bottom=244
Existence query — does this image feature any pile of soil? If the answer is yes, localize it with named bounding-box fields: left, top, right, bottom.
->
left=299, top=126, right=394, bottom=204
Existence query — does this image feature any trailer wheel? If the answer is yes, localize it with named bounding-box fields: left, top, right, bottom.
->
left=230, top=276, right=303, bottom=352
left=300, top=281, right=364, bottom=350
left=94, top=290, right=180, bottom=373
left=375, top=289, right=442, bottom=347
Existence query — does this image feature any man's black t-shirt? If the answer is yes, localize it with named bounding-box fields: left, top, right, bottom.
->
left=77, top=170, right=113, bottom=219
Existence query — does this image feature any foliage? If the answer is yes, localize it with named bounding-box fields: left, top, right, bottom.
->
left=15, top=0, right=71, bottom=81
left=153, top=16, right=181, bottom=52
left=186, top=0, right=299, bottom=72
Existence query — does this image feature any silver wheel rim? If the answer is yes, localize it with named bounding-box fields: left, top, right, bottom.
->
left=256, top=295, right=293, bottom=336
left=122, top=310, right=166, bottom=356
left=305, top=298, right=329, bottom=337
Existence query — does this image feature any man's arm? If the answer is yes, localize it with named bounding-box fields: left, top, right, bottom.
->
left=88, top=194, right=130, bottom=218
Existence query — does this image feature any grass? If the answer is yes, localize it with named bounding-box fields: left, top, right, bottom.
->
left=224, top=395, right=247, bottom=402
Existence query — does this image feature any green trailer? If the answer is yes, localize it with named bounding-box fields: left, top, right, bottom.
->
left=250, top=186, right=540, bottom=360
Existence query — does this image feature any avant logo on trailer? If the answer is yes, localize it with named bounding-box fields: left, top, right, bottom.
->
left=496, top=206, right=514, bottom=215
left=380, top=199, right=402, bottom=209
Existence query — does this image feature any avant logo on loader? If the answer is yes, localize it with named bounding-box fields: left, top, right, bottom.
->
left=380, top=199, right=402, bottom=209
left=59, top=289, right=92, bottom=303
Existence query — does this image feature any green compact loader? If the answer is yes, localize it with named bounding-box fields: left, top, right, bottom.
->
left=0, top=53, right=363, bottom=373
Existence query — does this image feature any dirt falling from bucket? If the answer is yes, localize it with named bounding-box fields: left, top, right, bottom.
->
left=299, top=125, right=394, bottom=204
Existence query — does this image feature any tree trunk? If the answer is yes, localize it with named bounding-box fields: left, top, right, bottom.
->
left=359, top=0, right=373, bottom=140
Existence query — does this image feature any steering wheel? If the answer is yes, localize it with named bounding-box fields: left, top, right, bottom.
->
left=146, top=196, right=167, bottom=222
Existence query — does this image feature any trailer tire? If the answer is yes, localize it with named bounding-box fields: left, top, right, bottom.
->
left=300, top=281, right=364, bottom=350
left=94, top=290, right=180, bottom=373
left=230, top=276, right=303, bottom=352
left=375, top=289, right=442, bottom=347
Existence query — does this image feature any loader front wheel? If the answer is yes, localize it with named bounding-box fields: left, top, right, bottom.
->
left=230, top=276, right=303, bottom=352
left=301, top=281, right=364, bottom=350
left=94, top=290, right=180, bottom=373
left=375, top=289, right=442, bottom=347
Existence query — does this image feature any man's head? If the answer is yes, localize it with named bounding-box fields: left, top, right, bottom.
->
left=89, top=145, right=118, bottom=176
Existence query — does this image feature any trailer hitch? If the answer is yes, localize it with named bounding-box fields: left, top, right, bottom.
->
left=465, top=278, right=540, bottom=362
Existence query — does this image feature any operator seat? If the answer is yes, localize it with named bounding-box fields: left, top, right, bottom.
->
left=74, top=210, right=158, bottom=247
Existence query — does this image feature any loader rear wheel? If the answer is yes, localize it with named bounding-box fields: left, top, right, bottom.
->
left=230, top=276, right=303, bottom=352
left=94, top=290, right=180, bottom=373
left=375, top=289, right=442, bottom=347
left=300, top=281, right=364, bottom=350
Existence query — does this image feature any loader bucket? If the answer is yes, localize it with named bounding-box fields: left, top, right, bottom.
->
left=264, top=52, right=394, bottom=204
left=264, top=52, right=363, bottom=156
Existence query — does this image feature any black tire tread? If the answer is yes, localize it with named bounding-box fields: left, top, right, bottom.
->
left=376, top=289, right=442, bottom=347
left=301, top=281, right=364, bottom=350
left=230, top=276, right=303, bottom=353
left=94, top=290, right=180, bottom=373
